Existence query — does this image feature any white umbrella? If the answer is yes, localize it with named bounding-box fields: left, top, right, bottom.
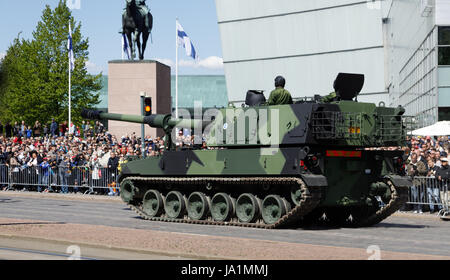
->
left=411, top=121, right=450, bottom=136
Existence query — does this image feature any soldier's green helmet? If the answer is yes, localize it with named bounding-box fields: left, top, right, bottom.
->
left=275, top=76, right=286, bottom=88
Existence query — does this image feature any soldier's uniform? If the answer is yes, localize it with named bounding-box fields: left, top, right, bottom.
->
left=267, top=88, right=293, bottom=106
left=321, top=92, right=338, bottom=103
left=266, top=76, right=293, bottom=105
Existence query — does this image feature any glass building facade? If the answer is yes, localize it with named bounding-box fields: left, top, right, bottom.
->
left=386, top=0, right=450, bottom=128
left=96, top=75, right=108, bottom=110
left=170, top=75, right=228, bottom=109
left=394, top=28, right=438, bottom=127
left=438, top=26, right=450, bottom=122
left=95, top=75, right=228, bottom=111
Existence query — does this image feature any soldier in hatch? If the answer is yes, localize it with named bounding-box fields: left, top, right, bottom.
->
left=321, top=91, right=338, bottom=103
left=266, top=76, right=293, bottom=105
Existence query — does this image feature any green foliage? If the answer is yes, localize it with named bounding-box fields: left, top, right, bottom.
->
left=0, top=0, right=101, bottom=126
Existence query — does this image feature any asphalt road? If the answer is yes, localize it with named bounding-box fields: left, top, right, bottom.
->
left=0, top=236, right=189, bottom=260
left=0, top=192, right=449, bottom=258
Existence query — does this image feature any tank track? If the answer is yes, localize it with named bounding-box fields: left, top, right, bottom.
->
left=356, top=180, right=410, bottom=227
left=125, top=176, right=323, bottom=229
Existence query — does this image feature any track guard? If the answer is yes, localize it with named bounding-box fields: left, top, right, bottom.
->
left=384, top=175, right=413, bottom=187
left=300, top=174, right=328, bottom=187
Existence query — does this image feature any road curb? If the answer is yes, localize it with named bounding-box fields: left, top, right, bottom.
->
left=0, top=233, right=230, bottom=260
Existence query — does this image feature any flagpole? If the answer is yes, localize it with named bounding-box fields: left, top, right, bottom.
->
left=69, top=56, right=71, bottom=133
left=68, top=21, right=72, bottom=135
left=175, top=18, right=179, bottom=119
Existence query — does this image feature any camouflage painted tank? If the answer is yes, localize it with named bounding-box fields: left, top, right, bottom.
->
left=82, top=73, right=412, bottom=228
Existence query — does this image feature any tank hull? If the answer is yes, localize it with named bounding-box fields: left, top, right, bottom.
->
left=119, top=147, right=411, bottom=228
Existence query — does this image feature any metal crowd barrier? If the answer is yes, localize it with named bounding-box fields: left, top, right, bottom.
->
left=0, top=164, right=119, bottom=195
left=0, top=165, right=9, bottom=187
left=0, top=164, right=449, bottom=219
left=407, top=176, right=449, bottom=220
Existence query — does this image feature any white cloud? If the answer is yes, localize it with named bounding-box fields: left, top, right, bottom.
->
left=180, top=56, right=224, bottom=70
left=155, top=56, right=224, bottom=70
left=0, top=53, right=5, bottom=61
left=85, top=61, right=103, bottom=74
left=198, top=56, right=224, bottom=70
left=155, top=58, right=174, bottom=67
left=178, top=60, right=196, bottom=67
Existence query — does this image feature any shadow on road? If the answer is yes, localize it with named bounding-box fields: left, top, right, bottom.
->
left=0, top=222, right=66, bottom=226
left=293, top=222, right=429, bottom=230
left=372, top=223, right=429, bottom=229
left=0, top=198, right=20, bottom=204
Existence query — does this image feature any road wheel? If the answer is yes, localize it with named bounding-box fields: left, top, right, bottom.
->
left=211, top=193, right=235, bottom=222
left=290, top=179, right=307, bottom=206
left=142, top=189, right=164, bottom=218
left=187, top=192, right=210, bottom=220
left=262, top=195, right=291, bottom=225
left=164, top=191, right=186, bottom=219
left=120, top=179, right=135, bottom=204
left=236, top=193, right=261, bottom=223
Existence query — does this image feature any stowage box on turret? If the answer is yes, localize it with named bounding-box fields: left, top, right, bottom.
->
left=82, top=73, right=412, bottom=228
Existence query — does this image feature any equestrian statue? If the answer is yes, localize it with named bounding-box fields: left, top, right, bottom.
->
left=122, top=0, right=153, bottom=60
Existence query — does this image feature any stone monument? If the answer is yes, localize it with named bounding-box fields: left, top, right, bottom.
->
left=107, top=1, right=171, bottom=139
left=108, top=60, right=171, bottom=139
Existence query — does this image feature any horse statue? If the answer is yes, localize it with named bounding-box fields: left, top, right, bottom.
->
left=122, top=0, right=153, bottom=60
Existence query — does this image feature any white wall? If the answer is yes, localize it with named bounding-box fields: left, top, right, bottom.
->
left=222, top=48, right=386, bottom=100
left=436, top=0, right=450, bottom=25
left=216, top=0, right=372, bottom=23
left=216, top=0, right=387, bottom=103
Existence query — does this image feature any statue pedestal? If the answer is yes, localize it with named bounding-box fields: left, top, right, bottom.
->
left=108, top=60, right=171, bottom=139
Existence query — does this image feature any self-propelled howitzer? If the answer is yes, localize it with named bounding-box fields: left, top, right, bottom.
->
left=81, top=73, right=412, bottom=229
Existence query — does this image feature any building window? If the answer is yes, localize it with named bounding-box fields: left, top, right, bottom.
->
left=438, top=26, right=450, bottom=45
left=439, top=47, right=450, bottom=65
left=438, top=27, right=450, bottom=65
left=438, top=107, right=450, bottom=121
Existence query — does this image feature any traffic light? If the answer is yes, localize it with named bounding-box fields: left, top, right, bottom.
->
left=143, top=97, right=152, bottom=116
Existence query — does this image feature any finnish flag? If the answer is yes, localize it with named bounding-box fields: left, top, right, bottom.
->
left=67, top=23, right=75, bottom=71
left=122, top=33, right=131, bottom=60
left=177, top=20, right=198, bottom=60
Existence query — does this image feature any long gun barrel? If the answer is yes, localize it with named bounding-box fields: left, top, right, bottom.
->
left=81, top=109, right=207, bottom=150
left=81, top=109, right=205, bottom=131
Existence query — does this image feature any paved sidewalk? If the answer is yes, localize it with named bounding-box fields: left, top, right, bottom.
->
left=0, top=217, right=448, bottom=260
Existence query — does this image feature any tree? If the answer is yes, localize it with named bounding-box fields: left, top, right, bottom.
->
left=0, top=0, right=101, bottom=126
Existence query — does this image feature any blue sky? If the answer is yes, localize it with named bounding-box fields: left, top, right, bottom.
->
left=0, top=0, right=224, bottom=75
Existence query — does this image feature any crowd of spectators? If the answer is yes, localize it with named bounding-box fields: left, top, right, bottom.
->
left=404, top=136, right=450, bottom=177
left=402, top=135, right=450, bottom=214
left=0, top=119, right=205, bottom=195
